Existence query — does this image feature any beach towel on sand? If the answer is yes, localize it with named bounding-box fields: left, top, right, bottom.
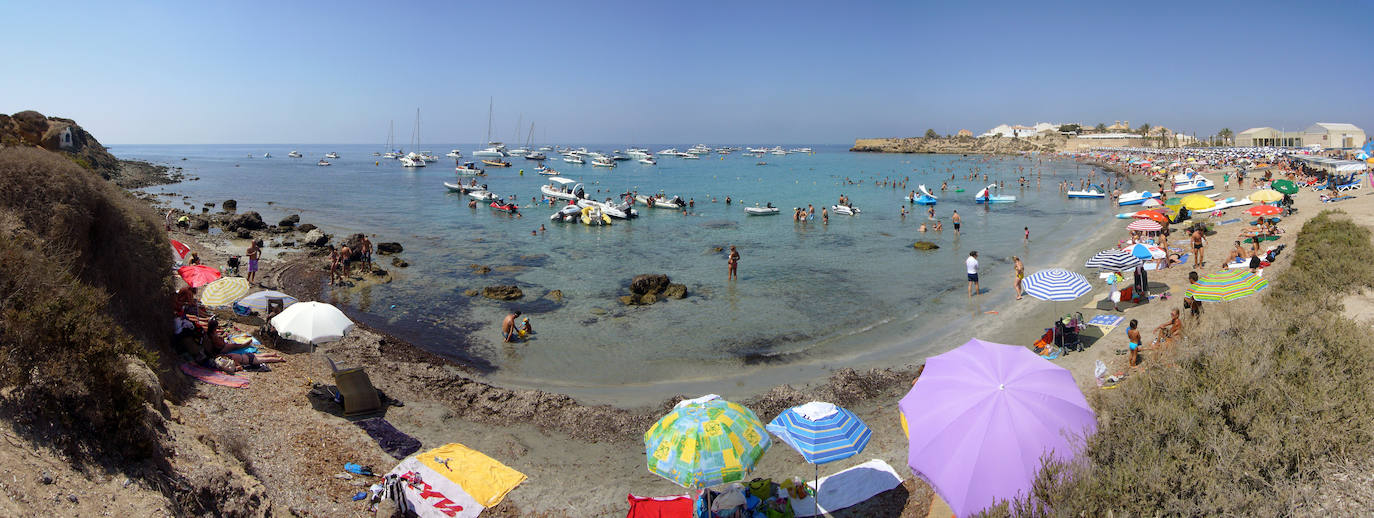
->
left=355, top=417, right=422, bottom=460
left=179, top=362, right=249, bottom=388
left=626, top=494, right=693, bottom=518
left=790, top=459, right=903, bottom=516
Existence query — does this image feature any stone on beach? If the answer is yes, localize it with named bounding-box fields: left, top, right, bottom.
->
left=482, top=285, right=523, bottom=301
left=221, top=199, right=236, bottom=211
left=302, top=229, right=330, bottom=247
left=278, top=214, right=299, bottom=227
left=226, top=211, right=266, bottom=231
left=297, top=223, right=317, bottom=233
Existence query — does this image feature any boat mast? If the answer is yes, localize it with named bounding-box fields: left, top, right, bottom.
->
left=526, top=122, right=535, bottom=150
left=485, top=97, right=494, bottom=146
left=514, top=113, right=522, bottom=147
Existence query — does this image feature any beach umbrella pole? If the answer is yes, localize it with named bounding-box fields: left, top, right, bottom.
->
left=814, top=463, right=820, bottom=517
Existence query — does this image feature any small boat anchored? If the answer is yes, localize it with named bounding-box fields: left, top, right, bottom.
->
left=744, top=203, right=780, bottom=215
left=1067, top=184, right=1107, bottom=199
left=974, top=184, right=1016, bottom=204
left=316, top=159, right=331, bottom=166
left=455, top=162, right=485, bottom=176
left=481, top=159, right=512, bottom=168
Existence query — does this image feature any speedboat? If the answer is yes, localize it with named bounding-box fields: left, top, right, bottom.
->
left=288, top=150, right=303, bottom=158
left=635, top=194, right=682, bottom=209
left=830, top=204, right=860, bottom=215
left=473, top=142, right=508, bottom=157
left=580, top=206, right=612, bottom=226
left=745, top=204, right=780, bottom=215
left=467, top=190, right=499, bottom=202
left=506, top=148, right=529, bottom=158
left=481, top=159, right=511, bottom=168
left=1173, top=177, right=1215, bottom=194
left=489, top=200, right=519, bottom=213
left=639, top=157, right=657, bottom=165
left=1117, top=190, right=1160, bottom=206
left=400, top=156, right=426, bottom=167
left=540, top=177, right=583, bottom=201
left=316, top=159, right=331, bottom=166
left=577, top=198, right=636, bottom=219
left=681, top=153, right=700, bottom=160
left=324, top=152, right=339, bottom=159
left=592, top=157, right=616, bottom=168
left=525, top=151, right=547, bottom=160
left=382, top=151, right=402, bottom=159
left=455, top=162, right=485, bottom=176
left=563, top=154, right=585, bottom=164
left=263, top=152, right=271, bottom=158
left=536, top=165, right=559, bottom=175
left=446, top=149, right=463, bottom=158
left=1067, top=184, right=1107, bottom=199
left=550, top=204, right=582, bottom=222
left=444, top=181, right=478, bottom=193
left=974, top=184, right=1016, bottom=204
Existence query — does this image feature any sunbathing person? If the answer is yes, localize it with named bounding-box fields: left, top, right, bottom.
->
left=1153, top=308, right=1182, bottom=345
left=203, top=319, right=284, bottom=372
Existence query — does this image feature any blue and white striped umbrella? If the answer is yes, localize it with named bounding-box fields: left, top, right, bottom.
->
left=1022, top=269, right=1092, bottom=301
left=1084, top=249, right=1142, bottom=271
left=766, top=402, right=871, bottom=465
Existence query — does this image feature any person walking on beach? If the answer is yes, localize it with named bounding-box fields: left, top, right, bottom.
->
left=951, top=210, right=961, bottom=235
left=966, top=251, right=979, bottom=297
left=1190, top=228, right=1205, bottom=268
left=727, top=245, right=740, bottom=281
left=1012, top=256, right=1025, bottom=300
left=246, top=240, right=261, bottom=285
left=1126, top=319, right=1142, bottom=367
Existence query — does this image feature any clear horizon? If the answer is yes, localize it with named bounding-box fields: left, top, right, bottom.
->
left=3, top=0, right=1369, bottom=145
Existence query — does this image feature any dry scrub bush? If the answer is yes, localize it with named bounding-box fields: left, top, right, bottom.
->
left=0, top=147, right=173, bottom=458
left=988, top=211, right=1374, bottom=517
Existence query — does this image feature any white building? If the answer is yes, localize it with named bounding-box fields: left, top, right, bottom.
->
left=1304, top=123, right=1366, bottom=150
left=981, top=122, right=1059, bottom=138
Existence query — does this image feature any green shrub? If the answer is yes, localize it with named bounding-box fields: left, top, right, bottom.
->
left=990, top=211, right=1374, bottom=516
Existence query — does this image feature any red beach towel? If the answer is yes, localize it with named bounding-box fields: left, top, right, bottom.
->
left=180, top=362, right=250, bottom=388
left=626, top=493, right=693, bottom=518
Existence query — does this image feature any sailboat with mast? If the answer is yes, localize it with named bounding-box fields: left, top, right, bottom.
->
left=473, top=98, right=508, bottom=157
left=506, top=114, right=529, bottom=157
left=381, top=121, right=401, bottom=159
left=524, top=122, right=545, bottom=160
left=400, top=109, right=427, bottom=168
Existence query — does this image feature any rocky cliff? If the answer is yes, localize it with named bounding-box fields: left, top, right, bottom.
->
left=0, top=110, right=179, bottom=187
left=850, top=135, right=1068, bottom=154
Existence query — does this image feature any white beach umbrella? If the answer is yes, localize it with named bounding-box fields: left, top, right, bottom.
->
left=270, top=301, right=354, bottom=344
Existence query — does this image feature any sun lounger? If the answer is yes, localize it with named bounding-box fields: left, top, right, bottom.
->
left=326, top=356, right=382, bottom=416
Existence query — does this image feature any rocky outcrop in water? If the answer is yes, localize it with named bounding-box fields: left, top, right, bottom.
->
left=377, top=242, right=403, bottom=254
left=482, top=285, right=524, bottom=301
left=913, top=241, right=940, bottom=250
left=621, top=274, right=688, bottom=305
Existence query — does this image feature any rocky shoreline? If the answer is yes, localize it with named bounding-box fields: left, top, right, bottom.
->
left=850, top=134, right=1068, bottom=154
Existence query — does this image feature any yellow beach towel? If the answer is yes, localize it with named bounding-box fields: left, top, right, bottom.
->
left=417, top=442, right=528, bottom=507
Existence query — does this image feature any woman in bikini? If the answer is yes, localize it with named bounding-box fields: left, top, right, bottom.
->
left=727, top=245, right=740, bottom=281
left=1012, top=256, right=1025, bottom=300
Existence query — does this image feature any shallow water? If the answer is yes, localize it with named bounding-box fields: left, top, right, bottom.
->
left=126, top=144, right=1121, bottom=401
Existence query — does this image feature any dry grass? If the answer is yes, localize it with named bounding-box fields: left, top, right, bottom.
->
left=984, top=211, right=1374, bottom=516
left=0, top=147, right=174, bottom=459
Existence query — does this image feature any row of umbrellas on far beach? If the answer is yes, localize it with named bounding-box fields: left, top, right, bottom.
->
left=173, top=240, right=355, bottom=344
left=643, top=338, right=1097, bottom=518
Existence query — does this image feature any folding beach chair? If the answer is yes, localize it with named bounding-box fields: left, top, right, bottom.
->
left=326, top=356, right=382, bottom=416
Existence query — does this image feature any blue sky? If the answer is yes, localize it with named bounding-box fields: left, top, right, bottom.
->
left=2, top=1, right=1369, bottom=144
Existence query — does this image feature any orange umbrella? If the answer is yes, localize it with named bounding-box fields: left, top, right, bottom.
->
left=1247, top=205, right=1281, bottom=217
left=1132, top=210, right=1170, bottom=224
left=177, top=265, right=222, bottom=288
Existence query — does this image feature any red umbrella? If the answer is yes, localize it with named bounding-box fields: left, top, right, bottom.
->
left=1247, top=205, right=1281, bottom=217
left=1132, top=210, right=1170, bottom=224
left=170, top=239, right=191, bottom=263
left=178, top=265, right=222, bottom=288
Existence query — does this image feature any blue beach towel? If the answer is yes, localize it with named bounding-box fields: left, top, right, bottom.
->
left=1218, top=218, right=1242, bottom=226
left=1087, top=314, right=1125, bottom=327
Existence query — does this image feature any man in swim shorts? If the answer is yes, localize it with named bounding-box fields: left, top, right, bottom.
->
left=952, top=210, right=961, bottom=234
left=966, top=251, right=979, bottom=297
left=246, top=239, right=261, bottom=285
left=502, top=311, right=522, bottom=342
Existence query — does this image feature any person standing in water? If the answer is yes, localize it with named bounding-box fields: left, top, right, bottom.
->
left=966, top=251, right=979, bottom=297
left=727, top=245, right=740, bottom=280
left=951, top=210, right=961, bottom=235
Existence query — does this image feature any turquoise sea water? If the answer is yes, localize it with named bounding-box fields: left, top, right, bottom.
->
left=124, top=144, right=1120, bottom=402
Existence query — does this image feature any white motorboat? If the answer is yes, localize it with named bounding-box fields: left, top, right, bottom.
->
left=580, top=205, right=612, bottom=226
left=399, top=156, right=426, bottom=168
left=507, top=148, right=530, bottom=158
left=540, top=177, right=583, bottom=201
left=446, top=149, right=463, bottom=158
left=1067, top=184, right=1107, bottom=199
left=550, top=204, right=583, bottom=222
left=324, top=152, right=339, bottom=159
left=577, top=198, right=635, bottom=219
left=771, top=149, right=787, bottom=156
left=626, top=149, right=650, bottom=159
left=656, top=148, right=679, bottom=156
left=744, top=204, right=780, bottom=215
left=454, top=161, right=484, bottom=175
left=830, top=204, right=860, bottom=215
left=1117, top=190, right=1161, bottom=206
left=635, top=194, right=683, bottom=209
left=474, top=146, right=507, bottom=157
left=263, top=152, right=271, bottom=158
left=382, top=151, right=402, bottom=159
left=525, top=151, right=547, bottom=160
left=444, top=181, right=478, bottom=193
left=317, top=159, right=331, bottom=166
left=592, top=157, right=616, bottom=168
left=563, top=154, right=585, bottom=164
left=639, top=157, right=657, bottom=165
left=467, top=190, right=499, bottom=202
left=681, top=153, right=700, bottom=160
left=536, top=165, right=559, bottom=175
left=288, top=150, right=303, bottom=158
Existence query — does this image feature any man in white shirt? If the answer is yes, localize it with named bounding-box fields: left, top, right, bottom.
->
left=966, top=251, right=979, bottom=297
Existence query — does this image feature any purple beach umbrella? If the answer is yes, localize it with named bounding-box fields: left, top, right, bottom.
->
left=898, top=339, right=1095, bottom=517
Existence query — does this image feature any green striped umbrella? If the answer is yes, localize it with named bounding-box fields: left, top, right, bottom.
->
left=644, top=396, right=771, bottom=489
left=1185, top=270, right=1268, bottom=302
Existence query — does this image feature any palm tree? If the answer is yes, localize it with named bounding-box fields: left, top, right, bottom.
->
left=1218, top=128, right=1233, bottom=146
left=1095, top=123, right=1107, bottom=133
left=1137, top=123, right=1151, bottom=136
left=924, top=129, right=939, bottom=139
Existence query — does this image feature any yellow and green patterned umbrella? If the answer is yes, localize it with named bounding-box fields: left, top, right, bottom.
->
left=1185, top=269, right=1268, bottom=302
left=644, top=395, right=771, bottom=489
left=199, top=277, right=250, bottom=307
